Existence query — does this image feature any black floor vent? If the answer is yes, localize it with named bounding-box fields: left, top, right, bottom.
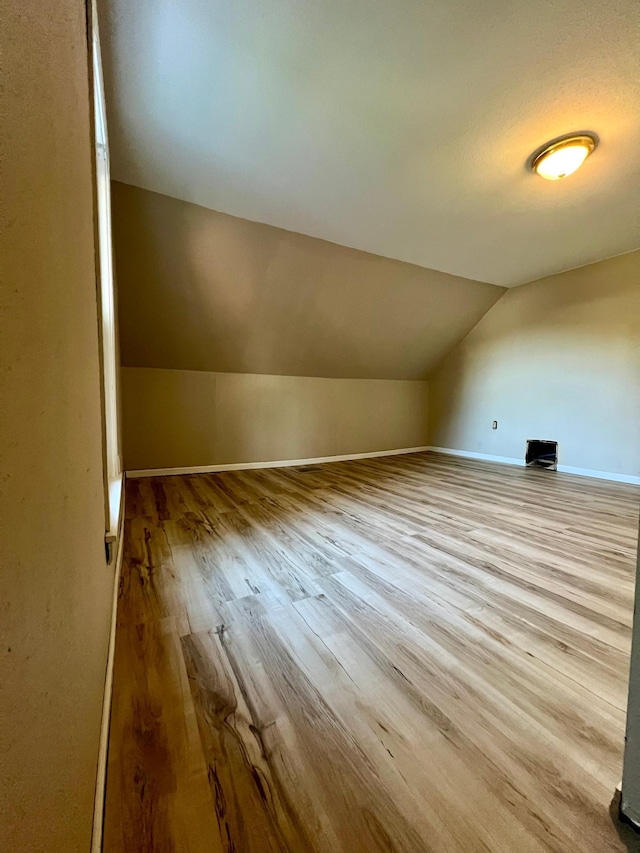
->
left=526, top=439, right=558, bottom=470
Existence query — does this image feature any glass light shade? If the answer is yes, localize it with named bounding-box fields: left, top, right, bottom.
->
left=532, top=135, right=597, bottom=180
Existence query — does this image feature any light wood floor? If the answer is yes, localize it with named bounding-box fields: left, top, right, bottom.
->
left=104, top=452, right=640, bottom=852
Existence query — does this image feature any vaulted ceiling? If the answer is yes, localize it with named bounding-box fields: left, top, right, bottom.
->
left=99, top=0, right=639, bottom=287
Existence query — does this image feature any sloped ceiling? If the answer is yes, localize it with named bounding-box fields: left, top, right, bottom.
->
left=99, top=0, right=640, bottom=286
left=113, top=183, right=504, bottom=380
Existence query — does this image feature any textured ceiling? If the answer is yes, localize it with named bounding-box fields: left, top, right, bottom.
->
left=99, top=0, right=640, bottom=286
left=113, top=182, right=504, bottom=379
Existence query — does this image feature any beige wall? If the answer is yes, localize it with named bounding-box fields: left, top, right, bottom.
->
left=429, top=252, right=640, bottom=476
left=112, top=182, right=504, bottom=381
left=122, top=367, right=428, bottom=470
left=1, top=2, right=113, bottom=851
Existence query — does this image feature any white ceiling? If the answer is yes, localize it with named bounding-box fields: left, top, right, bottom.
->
left=99, top=0, right=640, bottom=287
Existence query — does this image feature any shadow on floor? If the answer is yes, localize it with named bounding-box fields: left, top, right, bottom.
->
left=610, top=789, right=640, bottom=852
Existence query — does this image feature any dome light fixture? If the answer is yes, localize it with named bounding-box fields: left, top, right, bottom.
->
left=530, top=132, right=598, bottom=180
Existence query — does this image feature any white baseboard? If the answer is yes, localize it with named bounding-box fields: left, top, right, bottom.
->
left=557, top=465, right=640, bottom=485
left=91, top=505, right=126, bottom=853
left=126, top=445, right=432, bottom=478
left=127, top=445, right=639, bottom=485
left=428, top=446, right=525, bottom=467
left=429, top=446, right=640, bottom=485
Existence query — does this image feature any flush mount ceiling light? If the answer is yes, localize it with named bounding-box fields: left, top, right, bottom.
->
left=530, top=133, right=598, bottom=180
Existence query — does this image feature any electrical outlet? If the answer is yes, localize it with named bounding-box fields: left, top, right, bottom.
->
left=492, top=420, right=498, bottom=430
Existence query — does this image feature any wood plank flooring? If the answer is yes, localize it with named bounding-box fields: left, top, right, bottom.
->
left=104, top=452, right=640, bottom=852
